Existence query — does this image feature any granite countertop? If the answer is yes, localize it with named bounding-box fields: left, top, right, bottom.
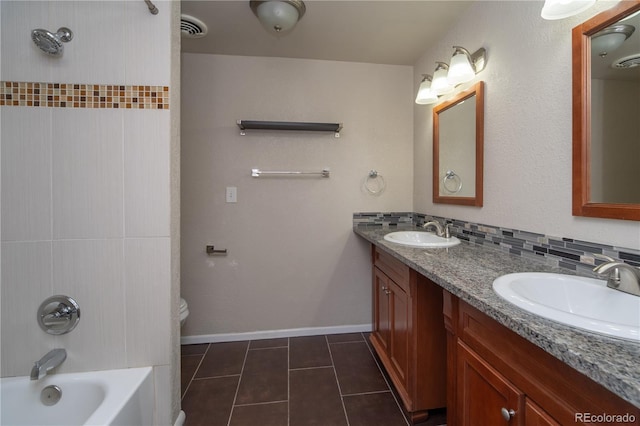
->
left=354, top=226, right=640, bottom=408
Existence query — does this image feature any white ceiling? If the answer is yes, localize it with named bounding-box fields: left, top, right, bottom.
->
left=180, top=0, right=475, bottom=66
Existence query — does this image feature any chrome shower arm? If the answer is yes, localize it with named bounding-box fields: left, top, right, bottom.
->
left=144, top=0, right=159, bottom=15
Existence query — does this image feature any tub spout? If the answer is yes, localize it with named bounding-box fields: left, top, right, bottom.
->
left=30, top=348, right=66, bottom=380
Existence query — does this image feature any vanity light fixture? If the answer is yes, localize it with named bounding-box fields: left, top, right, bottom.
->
left=431, top=62, right=454, bottom=95
left=591, top=24, right=635, bottom=57
left=250, top=0, right=306, bottom=35
left=415, top=74, right=438, bottom=105
left=541, top=0, right=595, bottom=20
left=416, top=46, right=487, bottom=104
left=447, top=46, right=487, bottom=86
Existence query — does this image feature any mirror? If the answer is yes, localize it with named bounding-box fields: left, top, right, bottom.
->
left=572, top=0, right=640, bottom=221
left=433, top=81, right=484, bottom=206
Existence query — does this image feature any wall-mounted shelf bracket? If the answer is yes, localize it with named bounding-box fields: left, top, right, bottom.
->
left=237, top=120, right=343, bottom=138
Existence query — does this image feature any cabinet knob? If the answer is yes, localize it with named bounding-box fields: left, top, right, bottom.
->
left=384, top=290, right=391, bottom=295
left=501, top=407, right=516, bottom=421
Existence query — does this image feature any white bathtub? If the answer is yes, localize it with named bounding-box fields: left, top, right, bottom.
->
left=0, top=367, right=153, bottom=426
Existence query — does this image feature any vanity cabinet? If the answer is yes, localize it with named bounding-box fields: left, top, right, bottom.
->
left=443, top=290, right=639, bottom=426
left=370, top=246, right=447, bottom=422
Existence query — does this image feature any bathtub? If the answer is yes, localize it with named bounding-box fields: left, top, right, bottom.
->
left=0, top=366, right=153, bottom=426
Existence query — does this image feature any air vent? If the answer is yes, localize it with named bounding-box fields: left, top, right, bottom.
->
left=612, top=54, right=640, bottom=69
left=181, top=15, right=207, bottom=38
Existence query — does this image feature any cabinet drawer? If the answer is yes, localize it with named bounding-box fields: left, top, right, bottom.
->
left=373, top=247, right=410, bottom=292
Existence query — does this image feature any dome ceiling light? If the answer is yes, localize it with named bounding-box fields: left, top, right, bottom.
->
left=591, top=24, right=635, bottom=57
left=541, top=0, right=596, bottom=20
left=250, top=0, right=306, bottom=35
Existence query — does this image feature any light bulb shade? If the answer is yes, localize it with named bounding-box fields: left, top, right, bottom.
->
left=251, top=0, right=306, bottom=34
left=592, top=33, right=628, bottom=55
left=415, top=76, right=437, bottom=105
left=432, top=63, right=453, bottom=95
left=591, top=25, right=635, bottom=56
left=447, top=47, right=476, bottom=86
left=541, top=0, right=595, bottom=20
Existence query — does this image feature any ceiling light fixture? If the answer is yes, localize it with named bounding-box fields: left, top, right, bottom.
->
left=250, top=0, right=306, bottom=35
left=591, top=24, right=635, bottom=57
left=415, top=75, right=438, bottom=105
left=541, top=0, right=596, bottom=20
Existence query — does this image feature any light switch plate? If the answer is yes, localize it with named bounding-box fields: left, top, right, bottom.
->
left=226, top=186, right=237, bottom=203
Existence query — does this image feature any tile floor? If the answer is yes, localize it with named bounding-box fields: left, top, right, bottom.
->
left=180, top=332, right=446, bottom=426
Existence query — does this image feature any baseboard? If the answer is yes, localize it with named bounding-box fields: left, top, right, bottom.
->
left=180, top=324, right=373, bottom=345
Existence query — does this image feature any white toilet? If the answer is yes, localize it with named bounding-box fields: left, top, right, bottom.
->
left=179, top=298, right=189, bottom=327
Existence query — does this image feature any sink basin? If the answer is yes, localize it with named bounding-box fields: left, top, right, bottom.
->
left=383, top=231, right=460, bottom=248
left=493, top=272, right=640, bottom=341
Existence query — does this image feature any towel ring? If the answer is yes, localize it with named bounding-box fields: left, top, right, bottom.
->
left=364, top=170, right=386, bottom=195
left=443, top=170, right=462, bottom=194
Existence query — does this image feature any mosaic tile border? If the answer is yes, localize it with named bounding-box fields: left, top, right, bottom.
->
left=353, top=212, right=640, bottom=277
left=0, top=81, right=169, bottom=109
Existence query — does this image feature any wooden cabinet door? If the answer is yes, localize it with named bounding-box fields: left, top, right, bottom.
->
left=524, top=399, right=560, bottom=426
left=389, top=279, right=409, bottom=387
left=457, top=341, right=524, bottom=426
left=373, top=267, right=391, bottom=352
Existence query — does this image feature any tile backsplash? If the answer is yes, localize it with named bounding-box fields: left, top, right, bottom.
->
left=353, top=212, right=640, bottom=277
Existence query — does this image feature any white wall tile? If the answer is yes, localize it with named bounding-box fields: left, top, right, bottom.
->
left=124, top=110, right=170, bottom=237
left=152, top=364, right=172, bottom=426
left=124, top=0, right=171, bottom=86
left=1, top=107, right=52, bottom=242
left=52, top=239, right=126, bottom=372
left=1, top=242, right=54, bottom=377
left=124, top=238, right=171, bottom=367
left=0, top=1, right=52, bottom=82
left=47, top=1, right=126, bottom=84
left=51, top=108, right=124, bottom=239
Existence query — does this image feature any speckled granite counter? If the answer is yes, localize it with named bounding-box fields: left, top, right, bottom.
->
left=354, top=226, right=640, bottom=408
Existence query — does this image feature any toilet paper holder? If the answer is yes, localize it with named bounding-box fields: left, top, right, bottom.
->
left=206, top=245, right=228, bottom=255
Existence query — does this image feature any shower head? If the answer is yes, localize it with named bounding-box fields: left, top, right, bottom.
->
left=31, top=27, right=73, bottom=56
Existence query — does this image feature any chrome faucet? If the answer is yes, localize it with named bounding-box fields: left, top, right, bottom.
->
left=593, top=255, right=640, bottom=297
left=422, top=220, right=451, bottom=238
left=30, top=348, right=66, bottom=380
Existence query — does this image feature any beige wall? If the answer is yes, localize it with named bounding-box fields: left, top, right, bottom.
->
left=591, top=78, right=640, bottom=203
left=413, top=1, right=640, bottom=249
left=181, top=54, right=413, bottom=338
left=0, top=1, right=179, bottom=424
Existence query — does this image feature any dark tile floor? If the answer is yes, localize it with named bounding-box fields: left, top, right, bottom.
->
left=181, top=332, right=446, bottom=426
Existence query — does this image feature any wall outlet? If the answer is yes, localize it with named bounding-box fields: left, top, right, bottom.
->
left=226, top=186, right=237, bottom=203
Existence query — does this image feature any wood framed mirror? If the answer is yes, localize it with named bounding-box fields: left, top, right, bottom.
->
left=433, top=81, right=484, bottom=206
left=572, top=0, right=640, bottom=221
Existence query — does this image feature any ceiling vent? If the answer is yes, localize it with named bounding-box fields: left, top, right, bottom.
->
left=181, top=15, right=207, bottom=38
left=612, top=53, right=640, bottom=69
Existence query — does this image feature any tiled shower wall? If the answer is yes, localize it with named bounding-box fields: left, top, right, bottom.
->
left=354, top=212, right=640, bottom=277
left=1, top=1, right=178, bottom=424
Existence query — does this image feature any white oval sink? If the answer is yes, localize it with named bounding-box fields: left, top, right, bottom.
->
left=493, top=272, right=640, bottom=341
left=383, top=231, right=460, bottom=248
